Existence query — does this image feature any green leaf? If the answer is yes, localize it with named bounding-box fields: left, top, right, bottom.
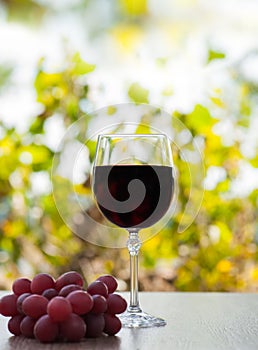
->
left=29, top=117, right=44, bottom=134
left=210, top=97, right=225, bottom=108
left=34, top=71, right=66, bottom=108
left=128, top=82, right=149, bottom=104
left=120, top=0, right=148, bottom=15
left=5, top=0, right=46, bottom=25
left=71, top=53, right=95, bottom=75
left=35, top=71, right=65, bottom=93
left=135, top=122, right=151, bottom=134
left=185, top=104, right=215, bottom=133
left=107, top=106, right=117, bottom=115
left=249, top=156, right=258, bottom=168
left=65, top=95, right=79, bottom=118
left=86, top=140, right=97, bottom=162
left=0, top=65, right=13, bottom=91
left=207, top=50, right=225, bottom=63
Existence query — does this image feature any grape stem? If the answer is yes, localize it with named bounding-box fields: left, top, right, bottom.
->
left=127, top=229, right=142, bottom=313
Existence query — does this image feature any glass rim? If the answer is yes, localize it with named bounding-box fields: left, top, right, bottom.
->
left=97, top=133, right=169, bottom=138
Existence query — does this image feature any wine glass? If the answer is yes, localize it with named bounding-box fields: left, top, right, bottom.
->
left=92, top=134, right=175, bottom=328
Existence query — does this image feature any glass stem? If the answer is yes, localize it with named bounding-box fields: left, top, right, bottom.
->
left=127, top=229, right=142, bottom=313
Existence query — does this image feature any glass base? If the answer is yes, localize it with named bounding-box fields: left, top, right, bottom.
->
left=119, top=310, right=166, bottom=328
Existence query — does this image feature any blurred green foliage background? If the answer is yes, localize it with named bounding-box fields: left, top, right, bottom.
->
left=0, top=0, right=257, bottom=291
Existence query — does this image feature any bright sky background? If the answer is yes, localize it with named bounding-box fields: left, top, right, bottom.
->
left=0, top=0, right=258, bottom=125
left=0, top=0, right=257, bottom=195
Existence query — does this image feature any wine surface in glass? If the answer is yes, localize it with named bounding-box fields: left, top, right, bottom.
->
left=93, top=164, right=174, bottom=228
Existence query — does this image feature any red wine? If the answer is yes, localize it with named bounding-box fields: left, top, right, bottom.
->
left=93, top=165, right=174, bottom=228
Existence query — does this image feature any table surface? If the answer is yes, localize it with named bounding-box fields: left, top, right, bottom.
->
left=0, top=292, right=258, bottom=350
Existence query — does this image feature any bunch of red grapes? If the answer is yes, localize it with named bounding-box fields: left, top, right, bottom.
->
left=0, top=271, right=127, bottom=343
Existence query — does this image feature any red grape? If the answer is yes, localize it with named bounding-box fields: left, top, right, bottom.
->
left=12, top=278, right=31, bottom=296
left=8, top=314, right=24, bottom=336
left=22, top=294, right=48, bottom=319
left=20, top=316, right=37, bottom=338
left=59, top=313, right=86, bottom=342
left=67, top=290, right=93, bottom=315
left=47, top=296, right=72, bottom=322
left=31, top=273, right=55, bottom=294
left=106, top=294, right=127, bottom=314
left=103, top=314, right=122, bottom=336
left=59, top=284, right=82, bottom=297
left=97, top=275, right=118, bottom=294
left=84, top=313, right=105, bottom=338
left=55, top=271, right=84, bottom=291
left=91, top=294, right=107, bottom=314
left=34, top=315, right=59, bottom=343
left=87, top=281, right=108, bottom=298
left=42, top=288, right=58, bottom=300
left=0, top=294, right=18, bottom=316
left=17, top=292, right=31, bottom=314
left=0, top=271, right=124, bottom=343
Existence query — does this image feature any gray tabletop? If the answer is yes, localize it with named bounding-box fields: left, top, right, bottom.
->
left=0, top=292, right=257, bottom=350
